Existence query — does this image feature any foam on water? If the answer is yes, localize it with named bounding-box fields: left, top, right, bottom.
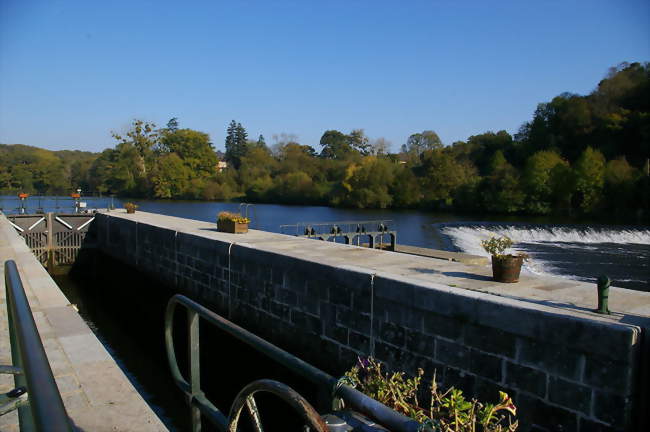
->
left=438, top=223, right=650, bottom=283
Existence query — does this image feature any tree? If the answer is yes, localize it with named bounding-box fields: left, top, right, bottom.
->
left=479, top=151, right=525, bottom=213
left=151, top=153, right=190, bottom=198
left=256, top=134, right=267, bottom=149
left=522, top=151, right=568, bottom=214
left=401, top=131, right=442, bottom=156
left=368, top=138, right=391, bottom=155
left=159, top=128, right=217, bottom=177
left=331, top=156, right=395, bottom=208
left=166, top=117, right=179, bottom=133
left=319, top=130, right=356, bottom=159
left=225, top=120, right=249, bottom=169
left=111, top=119, right=159, bottom=178
left=574, top=147, right=606, bottom=212
left=417, top=149, right=478, bottom=204
left=603, top=157, right=638, bottom=212
left=390, top=165, right=421, bottom=207
left=349, top=129, right=371, bottom=155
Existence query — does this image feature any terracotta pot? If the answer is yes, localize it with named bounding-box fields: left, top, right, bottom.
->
left=217, top=219, right=248, bottom=234
left=491, top=255, right=524, bottom=283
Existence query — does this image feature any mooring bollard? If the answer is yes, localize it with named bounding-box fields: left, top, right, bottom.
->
left=596, top=275, right=611, bottom=314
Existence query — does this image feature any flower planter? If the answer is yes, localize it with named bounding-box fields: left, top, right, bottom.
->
left=218, top=219, right=249, bottom=234
left=126, top=208, right=136, bottom=214
left=491, top=255, right=524, bottom=283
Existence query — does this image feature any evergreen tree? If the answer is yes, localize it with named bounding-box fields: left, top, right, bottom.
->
left=257, top=134, right=266, bottom=148
left=225, top=120, right=249, bottom=169
left=166, top=117, right=179, bottom=133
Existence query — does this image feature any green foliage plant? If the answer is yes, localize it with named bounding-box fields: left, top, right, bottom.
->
left=481, top=236, right=513, bottom=258
left=123, top=202, right=138, bottom=212
left=217, top=211, right=250, bottom=224
left=342, top=357, right=518, bottom=431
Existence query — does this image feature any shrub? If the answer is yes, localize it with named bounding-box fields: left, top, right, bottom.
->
left=342, top=357, right=518, bottom=431
left=217, top=211, right=250, bottom=224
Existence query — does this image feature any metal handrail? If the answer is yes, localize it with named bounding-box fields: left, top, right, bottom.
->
left=165, top=294, right=425, bottom=432
left=3, top=260, right=72, bottom=431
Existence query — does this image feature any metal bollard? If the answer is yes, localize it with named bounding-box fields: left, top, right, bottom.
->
left=596, top=275, right=611, bottom=315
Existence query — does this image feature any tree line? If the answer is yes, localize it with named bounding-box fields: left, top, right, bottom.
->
left=1, top=62, right=648, bottom=218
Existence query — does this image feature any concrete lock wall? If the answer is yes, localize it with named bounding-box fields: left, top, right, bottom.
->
left=92, top=213, right=645, bottom=432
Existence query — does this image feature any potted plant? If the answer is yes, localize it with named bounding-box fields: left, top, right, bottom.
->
left=481, top=236, right=527, bottom=283
left=124, top=202, right=138, bottom=214
left=217, top=211, right=250, bottom=234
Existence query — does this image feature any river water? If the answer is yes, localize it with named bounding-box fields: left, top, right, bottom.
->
left=1, top=195, right=648, bottom=291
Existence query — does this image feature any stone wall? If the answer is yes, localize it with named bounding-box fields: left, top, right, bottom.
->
left=93, top=213, right=646, bottom=432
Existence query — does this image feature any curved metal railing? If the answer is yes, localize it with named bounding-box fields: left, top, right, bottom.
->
left=165, top=293, right=425, bottom=431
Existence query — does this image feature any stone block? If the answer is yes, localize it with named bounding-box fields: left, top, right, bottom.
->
left=405, top=329, right=435, bottom=358
left=270, top=301, right=290, bottom=321
left=291, top=310, right=322, bottom=335
left=443, top=367, right=475, bottom=395
left=436, top=338, right=470, bottom=370
left=515, top=391, right=578, bottom=432
left=375, top=341, right=408, bottom=366
left=583, top=356, right=633, bottom=395
left=378, top=321, right=406, bottom=347
left=473, top=377, right=509, bottom=405
left=277, top=288, right=298, bottom=307
left=337, top=308, right=371, bottom=336
left=579, top=417, right=622, bottom=432
left=504, top=362, right=546, bottom=398
left=299, top=292, right=320, bottom=315
left=422, top=312, right=463, bottom=341
left=464, top=323, right=517, bottom=358
left=468, top=349, right=503, bottom=383
left=593, top=390, right=631, bottom=428
left=518, top=338, right=584, bottom=381
left=349, top=330, right=370, bottom=353
left=324, top=324, right=349, bottom=345
left=548, top=376, right=592, bottom=416
left=329, top=284, right=352, bottom=307
left=379, top=301, right=423, bottom=330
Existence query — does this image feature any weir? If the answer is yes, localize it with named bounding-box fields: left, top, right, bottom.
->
left=1, top=209, right=649, bottom=431
left=92, top=210, right=649, bottom=432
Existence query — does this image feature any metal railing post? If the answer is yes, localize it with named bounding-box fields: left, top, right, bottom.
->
left=188, top=310, right=202, bottom=432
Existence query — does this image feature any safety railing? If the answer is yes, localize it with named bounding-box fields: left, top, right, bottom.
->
left=165, top=293, right=426, bottom=431
left=1, top=260, right=72, bottom=431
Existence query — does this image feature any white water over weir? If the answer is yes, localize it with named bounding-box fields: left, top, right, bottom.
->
left=441, top=224, right=650, bottom=290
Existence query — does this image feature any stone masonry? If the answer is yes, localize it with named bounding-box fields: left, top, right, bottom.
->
left=93, top=211, right=649, bottom=432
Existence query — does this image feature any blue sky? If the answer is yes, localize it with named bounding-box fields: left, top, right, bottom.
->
left=1, top=0, right=648, bottom=153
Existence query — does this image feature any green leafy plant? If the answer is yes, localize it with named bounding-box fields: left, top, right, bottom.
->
left=217, top=211, right=250, bottom=224
left=124, top=202, right=138, bottom=212
left=481, top=236, right=514, bottom=258
left=343, top=357, right=518, bottom=432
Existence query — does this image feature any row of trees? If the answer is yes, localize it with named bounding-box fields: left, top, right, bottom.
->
left=1, top=62, right=648, bottom=218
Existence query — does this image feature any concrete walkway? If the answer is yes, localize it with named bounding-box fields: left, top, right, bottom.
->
left=0, top=213, right=167, bottom=431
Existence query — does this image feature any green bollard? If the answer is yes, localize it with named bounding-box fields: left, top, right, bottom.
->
left=596, top=275, right=611, bottom=315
